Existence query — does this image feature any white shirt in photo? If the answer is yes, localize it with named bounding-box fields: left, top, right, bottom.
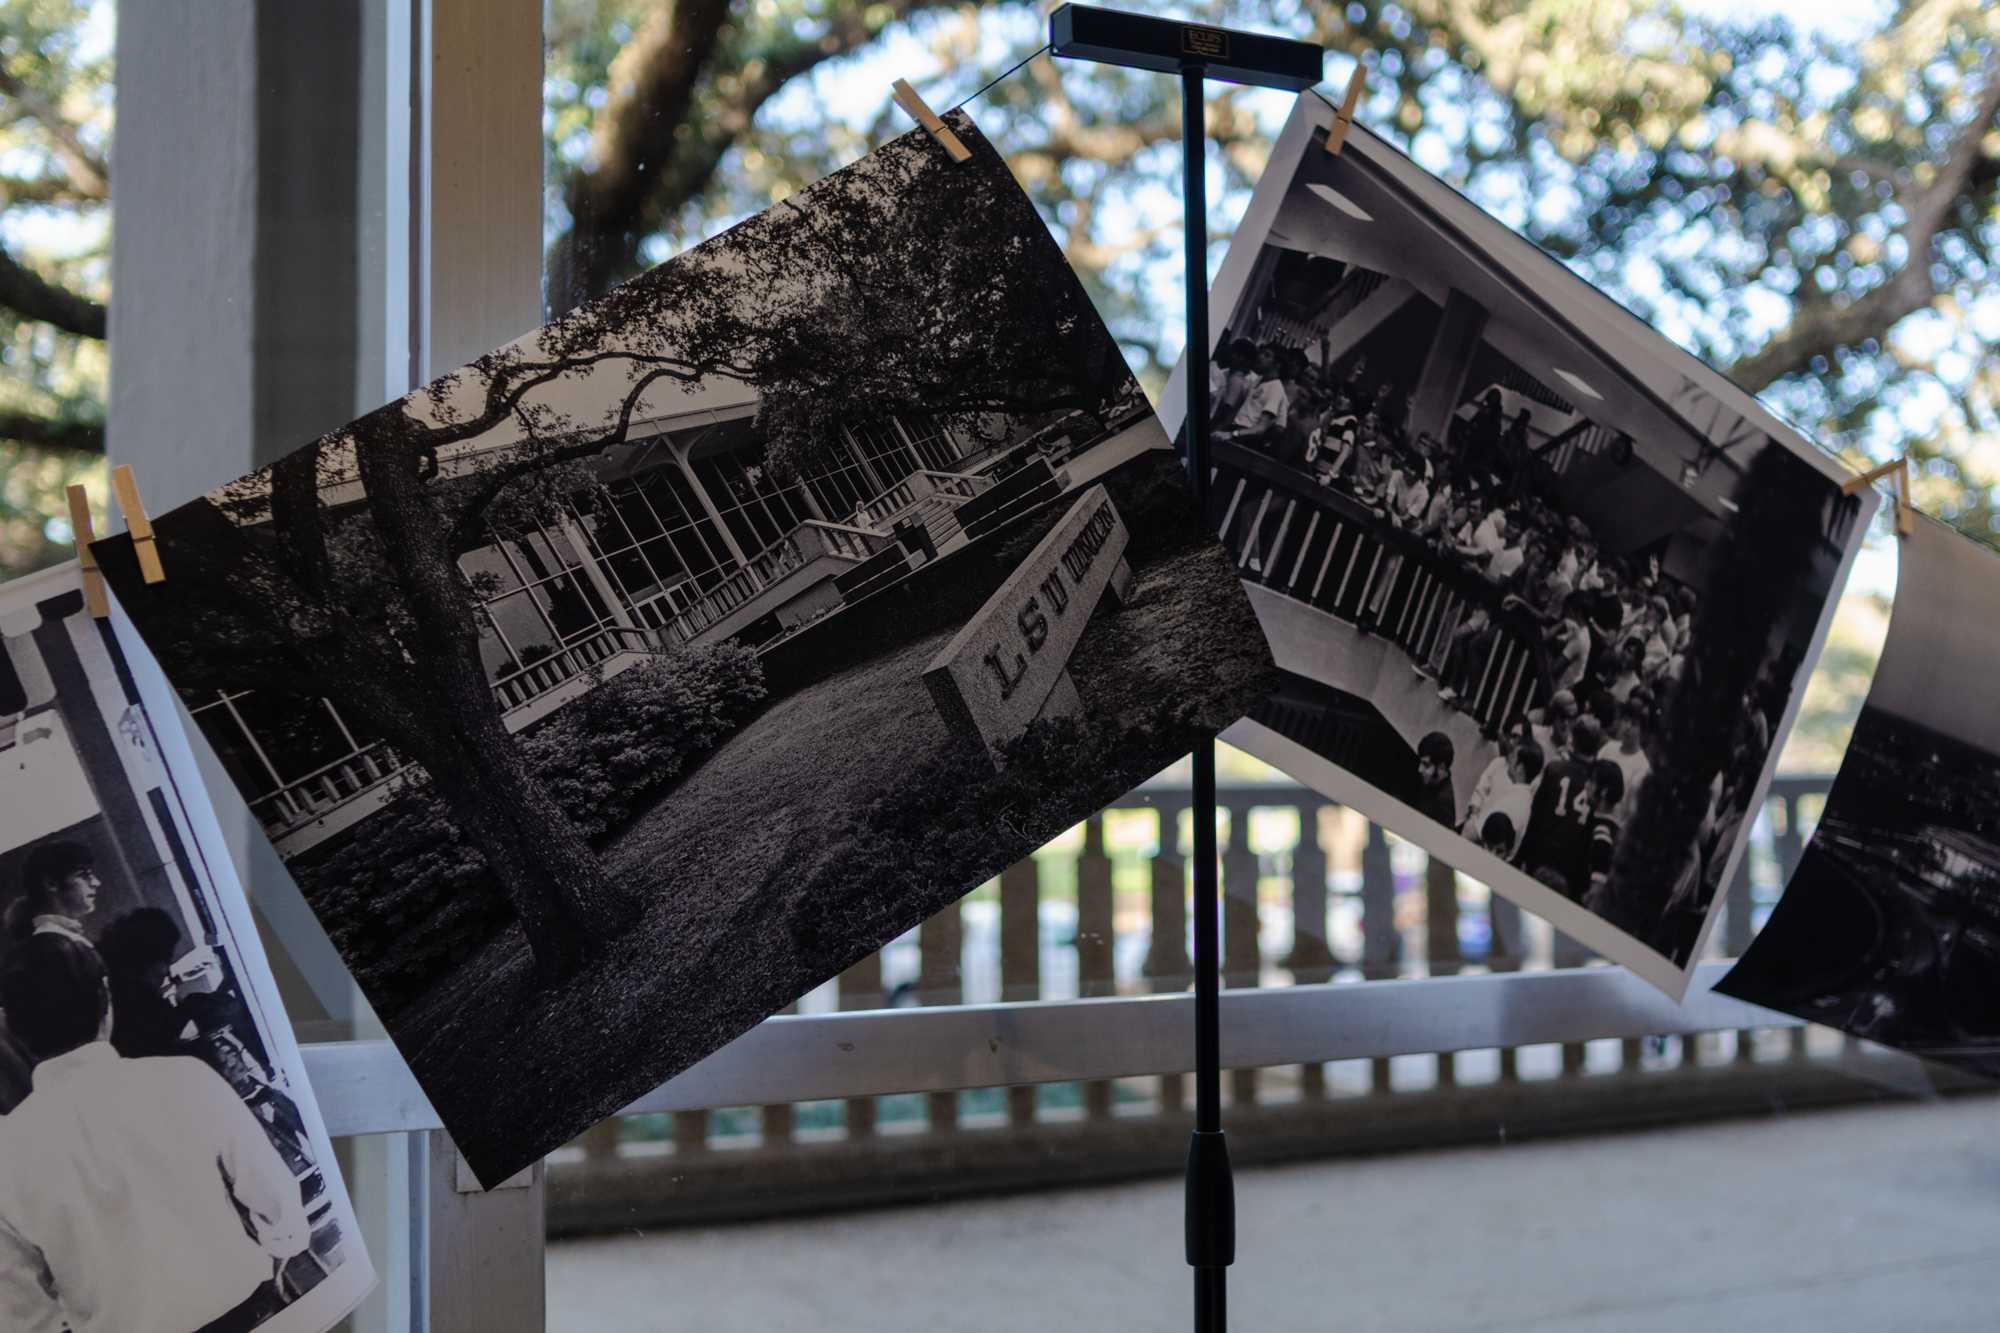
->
left=1598, top=741, right=1653, bottom=823
left=1555, top=621, right=1592, bottom=692
left=0, top=1042, right=310, bottom=1333
left=1484, top=543, right=1525, bottom=584
left=1470, top=511, right=1508, bottom=557
left=1231, top=376, right=1290, bottom=433
left=1387, top=471, right=1430, bottom=523
left=1462, top=755, right=1538, bottom=847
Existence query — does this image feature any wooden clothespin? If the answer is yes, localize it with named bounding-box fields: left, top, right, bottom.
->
left=1840, top=455, right=1915, bottom=537
left=110, top=463, right=167, bottom=583
left=891, top=78, right=972, bottom=163
left=1323, top=62, right=1366, bottom=156
left=66, top=484, right=110, bottom=618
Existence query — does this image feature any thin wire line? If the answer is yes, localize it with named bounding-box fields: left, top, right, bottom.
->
left=951, top=42, right=1052, bottom=112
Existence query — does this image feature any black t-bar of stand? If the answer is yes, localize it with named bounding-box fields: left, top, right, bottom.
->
left=1049, top=11, right=1323, bottom=1333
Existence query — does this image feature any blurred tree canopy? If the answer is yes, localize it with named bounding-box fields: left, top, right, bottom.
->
left=6, top=0, right=1997, bottom=593
left=0, top=0, right=104, bottom=575
left=542, top=0, right=2000, bottom=544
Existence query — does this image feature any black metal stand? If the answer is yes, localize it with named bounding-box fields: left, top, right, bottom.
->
left=1048, top=11, right=1322, bottom=1333
left=1179, top=65, right=1233, bottom=1333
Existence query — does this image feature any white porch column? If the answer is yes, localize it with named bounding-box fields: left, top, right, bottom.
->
left=112, top=3, right=415, bottom=1329
left=412, top=2, right=551, bottom=1330
left=673, top=445, right=752, bottom=567
left=558, top=512, right=636, bottom=632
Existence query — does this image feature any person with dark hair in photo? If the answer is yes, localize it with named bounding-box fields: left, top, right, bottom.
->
left=1472, top=811, right=1518, bottom=861
left=1207, top=337, right=1259, bottom=429
left=96, top=907, right=214, bottom=1061
left=1461, top=736, right=1544, bottom=846
left=95, top=912, right=316, bottom=1185
left=1346, top=410, right=1394, bottom=500
left=1598, top=699, right=1655, bottom=825
left=6, top=841, right=101, bottom=948
left=1526, top=688, right=1578, bottom=759
left=1270, top=349, right=1323, bottom=474
left=1362, top=440, right=1433, bottom=628
left=0, top=933, right=310, bottom=1333
left=1304, top=391, right=1360, bottom=488
left=1412, top=730, right=1457, bottom=828
left=1517, top=716, right=1607, bottom=902
left=1461, top=386, right=1504, bottom=457
left=1546, top=595, right=1594, bottom=696
left=1581, top=759, right=1628, bottom=912
left=1216, top=344, right=1290, bottom=451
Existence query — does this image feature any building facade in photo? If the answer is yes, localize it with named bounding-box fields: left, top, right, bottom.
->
left=186, top=379, right=1132, bottom=857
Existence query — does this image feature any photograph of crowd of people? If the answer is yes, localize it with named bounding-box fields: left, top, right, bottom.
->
left=1170, top=97, right=1870, bottom=994
left=1721, top=520, right=2000, bottom=1075
left=0, top=565, right=370, bottom=1333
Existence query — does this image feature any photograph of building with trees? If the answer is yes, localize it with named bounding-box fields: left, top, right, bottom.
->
left=93, top=115, right=1277, bottom=1184
left=1721, top=520, right=2000, bottom=1075
left=1180, top=100, right=1870, bottom=992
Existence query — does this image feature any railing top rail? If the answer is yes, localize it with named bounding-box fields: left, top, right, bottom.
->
left=301, top=960, right=1808, bottom=1139
left=1122, top=773, right=1837, bottom=802
left=1214, top=438, right=1554, bottom=648
left=245, top=741, right=403, bottom=807
left=800, top=519, right=884, bottom=542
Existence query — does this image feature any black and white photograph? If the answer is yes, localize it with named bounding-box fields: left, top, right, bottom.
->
left=93, top=112, right=1277, bottom=1185
left=1163, top=95, right=1873, bottom=996
left=1719, top=519, right=2000, bottom=1074
left=0, top=562, right=373, bottom=1333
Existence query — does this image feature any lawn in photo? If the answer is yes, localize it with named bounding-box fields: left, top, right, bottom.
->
left=1719, top=519, right=2000, bottom=1075
left=93, top=112, right=1277, bottom=1184
left=0, top=563, right=372, bottom=1333
left=1163, top=95, right=1872, bottom=995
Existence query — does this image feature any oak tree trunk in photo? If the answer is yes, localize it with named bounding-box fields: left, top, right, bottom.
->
left=353, top=419, right=637, bottom=977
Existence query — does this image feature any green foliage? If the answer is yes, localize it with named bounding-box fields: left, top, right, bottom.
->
left=0, top=0, right=105, bottom=577
left=5, top=0, right=2000, bottom=796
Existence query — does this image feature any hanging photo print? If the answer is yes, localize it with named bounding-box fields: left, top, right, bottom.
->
left=1718, top=518, right=2000, bottom=1074
left=1161, top=95, right=1874, bottom=997
left=0, top=563, right=374, bottom=1333
left=93, top=112, right=1278, bottom=1185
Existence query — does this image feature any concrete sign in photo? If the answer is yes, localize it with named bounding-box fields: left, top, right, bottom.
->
left=924, top=485, right=1132, bottom=765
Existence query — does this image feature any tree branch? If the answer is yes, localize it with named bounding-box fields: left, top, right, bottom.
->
left=0, top=409, right=103, bottom=453
left=0, top=242, right=104, bottom=338
left=546, top=0, right=962, bottom=309
left=409, top=344, right=752, bottom=455
left=545, top=0, right=739, bottom=311
left=444, top=367, right=689, bottom=551
left=0, top=68, right=107, bottom=199
left=0, top=171, right=94, bottom=208
left=1726, top=69, right=2000, bottom=393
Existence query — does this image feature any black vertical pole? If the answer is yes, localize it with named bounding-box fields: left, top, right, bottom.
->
left=1181, top=64, right=1234, bottom=1333
left=1047, top=16, right=1319, bottom=1332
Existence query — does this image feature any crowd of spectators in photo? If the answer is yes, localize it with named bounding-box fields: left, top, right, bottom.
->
left=1209, top=333, right=1791, bottom=923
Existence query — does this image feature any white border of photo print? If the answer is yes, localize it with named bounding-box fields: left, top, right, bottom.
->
left=0, top=562, right=374, bottom=1333
left=1162, top=94, right=1876, bottom=998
